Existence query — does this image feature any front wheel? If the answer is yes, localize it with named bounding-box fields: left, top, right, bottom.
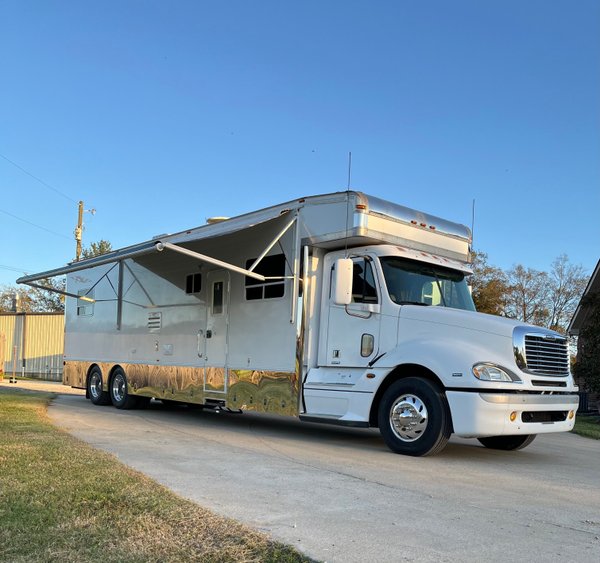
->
left=477, top=434, right=536, bottom=451
left=109, top=368, right=139, bottom=409
left=378, top=377, right=452, bottom=456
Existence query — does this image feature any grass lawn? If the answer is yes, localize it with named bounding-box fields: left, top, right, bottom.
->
left=572, top=413, right=600, bottom=440
left=0, top=388, right=311, bottom=562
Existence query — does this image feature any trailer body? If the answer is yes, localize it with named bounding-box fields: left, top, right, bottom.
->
left=19, top=192, right=578, bottom=455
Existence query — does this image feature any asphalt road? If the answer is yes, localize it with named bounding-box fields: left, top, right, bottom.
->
left=44, top=391, right=599, bottom=562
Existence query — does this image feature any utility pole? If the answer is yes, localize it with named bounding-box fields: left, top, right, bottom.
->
left=75, top=200, right=84, bottom=261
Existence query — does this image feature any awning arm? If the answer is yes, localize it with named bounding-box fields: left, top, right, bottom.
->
left=25, top=282, right=96, bottom=302
left=247, top=215, right=297, bottom=273
left=155, top=242, right=267, bottom=281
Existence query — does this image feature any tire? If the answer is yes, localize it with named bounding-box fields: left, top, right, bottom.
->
left=378, top=377, right=452, bottom=456
left=477, top=434, right=536, bottom=451
left=87, top=366, right=111, bottom=406
left=109, top=367, right=139, bottom=409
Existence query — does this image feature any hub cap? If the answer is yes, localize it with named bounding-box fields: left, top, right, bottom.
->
left=112, top=374, right=126, bottom=402
left=89, top=372, right=102, bottom=399
left=389, top=394, right=428, bottom=442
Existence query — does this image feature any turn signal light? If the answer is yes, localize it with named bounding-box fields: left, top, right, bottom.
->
left=568, top=411, right=575, bottom=420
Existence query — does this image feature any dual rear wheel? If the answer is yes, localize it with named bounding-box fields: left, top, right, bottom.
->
left=87, top=366, right=140, bottom=409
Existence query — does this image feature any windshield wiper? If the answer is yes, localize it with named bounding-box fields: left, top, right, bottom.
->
left=398, top=301, right=430, bottom=306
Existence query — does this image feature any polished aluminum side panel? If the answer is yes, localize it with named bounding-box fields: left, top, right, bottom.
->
left=65, top=361, right=299, bottom=416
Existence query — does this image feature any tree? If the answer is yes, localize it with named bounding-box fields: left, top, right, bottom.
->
left=469, top=251, right=509, bottom=315
left=573, top=292, right=600, bottom=394
left=0, top=277, right=65, bottom=313
left=81, top=239, right=112, bottom=259
left=469, top=253, right=587, bottom=333
left=504, top=264, right=550, bottom=326
left=546, top=254, right=588, bottom=333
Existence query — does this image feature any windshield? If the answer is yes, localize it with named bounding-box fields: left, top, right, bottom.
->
left=380, top=257, right=475, bottom=311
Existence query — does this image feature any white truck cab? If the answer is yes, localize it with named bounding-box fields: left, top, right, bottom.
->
left=303, top=244, right=577, bottom=455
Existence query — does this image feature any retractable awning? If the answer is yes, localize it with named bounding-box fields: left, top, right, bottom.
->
left=16, top=240, right=159, bottom=285
left=17, top=209, right=296, bottom=289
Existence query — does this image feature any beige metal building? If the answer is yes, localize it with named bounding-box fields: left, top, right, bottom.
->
left=0, top=313, right=64, bottom=380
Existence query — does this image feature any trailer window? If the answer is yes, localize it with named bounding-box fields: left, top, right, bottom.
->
left=77, top=289, right=94, bottom=316
left=245, top=254, right=286, bottom=300
left=212, top=281, right=224, bottom=314
left=185, top=273, right=202, bottom=294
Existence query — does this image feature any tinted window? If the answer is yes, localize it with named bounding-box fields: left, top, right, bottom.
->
left=245, top=254, right=286, bottom=300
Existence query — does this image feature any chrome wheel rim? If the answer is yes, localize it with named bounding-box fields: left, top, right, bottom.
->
left=112, top=374, right=126, bottom=403
left=89, top=372, right=102, bottom=399
left=389, top=394, right=428, bottom=442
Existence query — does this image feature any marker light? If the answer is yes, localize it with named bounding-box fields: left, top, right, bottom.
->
left=510, top=411, right=517, bottom=422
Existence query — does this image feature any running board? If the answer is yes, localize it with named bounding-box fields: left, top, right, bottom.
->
left=299, top=415, right=369, bottom=428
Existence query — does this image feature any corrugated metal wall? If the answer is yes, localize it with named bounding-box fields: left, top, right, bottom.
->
left=0, top=313, right=64, bottom=381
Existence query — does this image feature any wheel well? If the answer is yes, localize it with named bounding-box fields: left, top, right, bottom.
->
left=368, top=364, right=449, bottom=428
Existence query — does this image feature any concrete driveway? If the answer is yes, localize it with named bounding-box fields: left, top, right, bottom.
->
left=28, top=383, right=600, bottom=562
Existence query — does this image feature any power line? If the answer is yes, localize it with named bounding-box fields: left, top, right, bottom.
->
left=0, top=264, right=31, bottom=274
left=0, top=152, right=78, bottom=204
left=0, top=207, right=71, bottom=240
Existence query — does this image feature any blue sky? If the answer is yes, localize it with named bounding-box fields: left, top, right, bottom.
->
left=1, top=0, right=599, bottom=287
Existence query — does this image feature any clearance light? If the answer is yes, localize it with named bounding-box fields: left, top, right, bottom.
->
left=356, top=204, right=367, bottom=210
left=510, top=411, right=517, bottom=422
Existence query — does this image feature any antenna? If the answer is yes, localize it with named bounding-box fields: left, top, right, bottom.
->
left=347, top=151, right=352, bottom=190
left=471, top=198, right=476, bottom=253
left=344, top=152, right=352, bottom=256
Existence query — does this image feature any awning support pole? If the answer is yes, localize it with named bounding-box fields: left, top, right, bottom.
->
left=247, top=216, right=297, bottom=273
left=156, top=243, right=267, bottom=281
left=24, top=282, right=96, bottom=302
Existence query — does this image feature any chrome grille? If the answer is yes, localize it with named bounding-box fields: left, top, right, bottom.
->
left=513, top=326, right=570, bottom=378
left=524, top=334, right=569, bottom=376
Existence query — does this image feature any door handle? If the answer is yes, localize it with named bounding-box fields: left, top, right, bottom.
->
left=206, top=330, right=213, bottom=339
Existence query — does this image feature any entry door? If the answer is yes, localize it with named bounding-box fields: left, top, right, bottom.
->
left=204, top=270, right=230, bottom=393
left=325, top=256, right=381, bottom=368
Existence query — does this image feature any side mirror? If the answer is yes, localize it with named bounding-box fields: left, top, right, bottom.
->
left=333, top=258, right=353, bottom=305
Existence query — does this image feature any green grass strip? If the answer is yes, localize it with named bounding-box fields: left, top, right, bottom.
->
left=572, top=414, right=600, bottom=440
left=0, top=388, right=311, bottom=562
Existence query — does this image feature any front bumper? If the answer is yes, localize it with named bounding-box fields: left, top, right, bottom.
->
left=447, top=391, right=579, bottom=438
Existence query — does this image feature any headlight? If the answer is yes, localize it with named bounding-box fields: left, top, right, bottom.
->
left=472, top=363, right=521, bottom=382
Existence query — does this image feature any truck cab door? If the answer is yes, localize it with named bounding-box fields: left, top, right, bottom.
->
left=323, top=256, right=381, bottom=368
left=203, top=270, right=230, bottom=393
